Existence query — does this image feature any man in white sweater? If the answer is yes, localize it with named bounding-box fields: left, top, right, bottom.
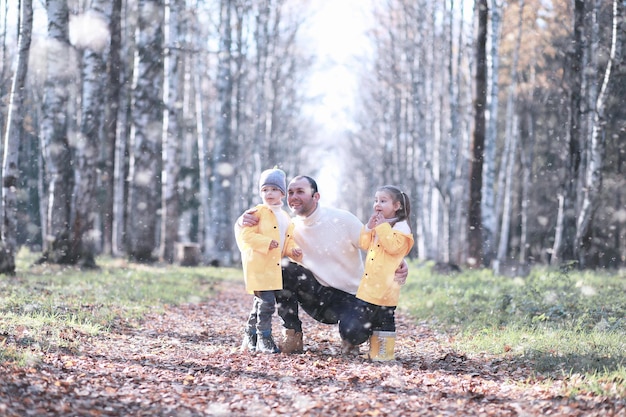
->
left=239, top=175, right=408, bottom=355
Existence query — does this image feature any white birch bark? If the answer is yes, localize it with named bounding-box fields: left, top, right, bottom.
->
left=159, top=0, right=183, bottom=263
left=112, top=0, right=136, bottom=257
left=102, top=0, right=122, bottom=255
left=195, top=66, right=210, bottom=259
left=40, top=0, right=74, bottom=261
left=127, top=0, right=163, bottom=261
left=518, top=105, right=535, bottom=263
left=73, top=1, right=111, bottom=267
left=494, top=0, right=523, bottom=266
left=496, top=115, right=518, bottom=263
left=481, top=0, right=503, bottom=266
left=553, top=0, right=585, bottom=265
left=252, top=0, right=270, bottom=175
left=575, top=0, right=620, bottom=265
left=0, top=0, right=33, bottom=273
left=207, top=0, right=235, bottom=266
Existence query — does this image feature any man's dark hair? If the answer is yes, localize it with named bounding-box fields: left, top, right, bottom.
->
left=292, top=175, right=318, bottom=195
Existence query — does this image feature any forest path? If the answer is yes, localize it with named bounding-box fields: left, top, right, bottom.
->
left=0, top=280, right=622, bottom=416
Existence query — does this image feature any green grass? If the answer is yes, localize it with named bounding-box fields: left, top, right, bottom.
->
left=2, top=250, right=625, bottom=397
left=1, top=248, right=241, bottom=365
left=399, top=260, right=626, bottom=397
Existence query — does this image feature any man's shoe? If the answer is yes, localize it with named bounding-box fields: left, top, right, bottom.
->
left=256, top=333, right=280, bottom=354
left=279, top=329, right=303, bottom=354
left=341, top=340, right=360, bottom=356
left=240, top=331, right=257, bottom=352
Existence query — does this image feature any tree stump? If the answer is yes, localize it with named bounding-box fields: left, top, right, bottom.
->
left=176, top=243, right=201, bottom=267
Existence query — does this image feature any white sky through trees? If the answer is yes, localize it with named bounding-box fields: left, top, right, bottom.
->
left=300, top=0, right=374, bottom=207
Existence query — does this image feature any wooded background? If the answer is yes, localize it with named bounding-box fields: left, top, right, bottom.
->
left=0, top=0, right=624, bottom=273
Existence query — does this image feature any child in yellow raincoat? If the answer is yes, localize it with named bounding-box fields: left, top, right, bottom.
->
left=358, top=185, right=414, bottom=361
left=235, top=168, right=302, bottom=353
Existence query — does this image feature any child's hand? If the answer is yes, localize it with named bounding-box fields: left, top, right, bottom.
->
left=367, top=212, right=382, bottom=229
left=269, top=240, right=279, bottom=250
left=292, top=248, right=302, bottom=258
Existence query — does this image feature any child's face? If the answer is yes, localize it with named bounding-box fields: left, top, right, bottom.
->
left=373, top=190, right=400, bottom=219
left=261, top=186, right=284, bottom=205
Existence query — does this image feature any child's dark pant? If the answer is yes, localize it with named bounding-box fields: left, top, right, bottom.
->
left=245, top=290, right=276, bottom=335
left=366, top=304, right=396, bottom=332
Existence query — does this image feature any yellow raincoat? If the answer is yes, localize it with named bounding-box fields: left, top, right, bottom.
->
left=356, top=220, right=414, bottom=307
left=235, top=204, right=301, bottom=293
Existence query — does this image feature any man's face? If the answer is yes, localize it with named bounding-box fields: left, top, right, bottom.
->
left=287, top=177, right=318, bottom=217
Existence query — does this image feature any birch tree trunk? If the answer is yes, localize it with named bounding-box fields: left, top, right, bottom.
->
left=553, top=0, right=584, bottom=266
left=159, top=0, right=183, bottom=263
left=127, top=0, right=163, bottom=262
left=494, top=0, right=523, bottom=267
left=112, top=1, right=136, bottom=258
left=72, top=2, right=111, bottom=268
left=444, top=0, right=468, bottom=265
left=481, top=0, right=502, bottom=267
left=575, top=0, right=621, bottom=266
left=102, top=0, right=122, bottom=255
left=518, top=104, right=535, bottom=263
left=40, top=0, right=74, bottom=263
left=468, top=0, right=488, bottom=267
left=207, top=0, right=236, bottom=266
left=0, top=0, right=33, bottom=274
left=495, top=115, right=518, bottom=263
left=194, top=43, right=210, bottom=257
left=253, top=0, right=270, bottom=174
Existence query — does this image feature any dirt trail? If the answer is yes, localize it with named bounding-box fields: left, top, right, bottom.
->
left=1, top=281, right=623, bottom=416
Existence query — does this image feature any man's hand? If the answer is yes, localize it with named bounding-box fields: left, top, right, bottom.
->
left=241, top=208, right=259, bottom=227
left=394, top=259, right=409, bottom=285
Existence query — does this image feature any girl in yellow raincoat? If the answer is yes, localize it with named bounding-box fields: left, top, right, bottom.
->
left=358, top=185, right=414, bottom=361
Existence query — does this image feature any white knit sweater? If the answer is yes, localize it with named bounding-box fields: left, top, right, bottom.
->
left=292, top=205, right=365, bottom=295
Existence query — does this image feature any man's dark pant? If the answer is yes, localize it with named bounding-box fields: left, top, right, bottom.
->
left=275, top=262, right=372, bottom=345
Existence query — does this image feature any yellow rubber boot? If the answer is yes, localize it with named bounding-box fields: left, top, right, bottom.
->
left=366, top=331, right=396, bottom=361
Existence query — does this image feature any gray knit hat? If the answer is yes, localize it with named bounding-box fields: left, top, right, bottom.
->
left=259, top=168, right=286, bottom=195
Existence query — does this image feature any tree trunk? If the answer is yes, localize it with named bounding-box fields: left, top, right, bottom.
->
left=519, top=103, right=535, bottom=263
left=553, top=0, right=584, bottom=266
left=494, top=0, right=523, bottom=266
left=111, top=5, right=134, bottom=258
left=253, top=0, right=270, bottom=173
left=127, top=0, right=163, bottom=262
left=159, top=0, right=183, bottom=263
left=0, top=0, right=33, bottom=274
left=496, top=115, right=518, bottom=262
left=39, top=0, right=74, bottom=264
left=468, top=0, right=488, bottom=267
left=207, top=0, right=236, bottom=266
left=575, top=0, right=620, bottom=266
left=195, top=58, right=210, bottom=260
left=102, top=0, right=122, bottom=255
left=481, top=0, right=502, bottom=267
left=72, top=2, right=111, bottom=268
left=442, top=0, right=465, bottom=264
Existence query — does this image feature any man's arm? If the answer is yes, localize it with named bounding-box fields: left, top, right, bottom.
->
left=235, top=208, right=260, bottom=229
